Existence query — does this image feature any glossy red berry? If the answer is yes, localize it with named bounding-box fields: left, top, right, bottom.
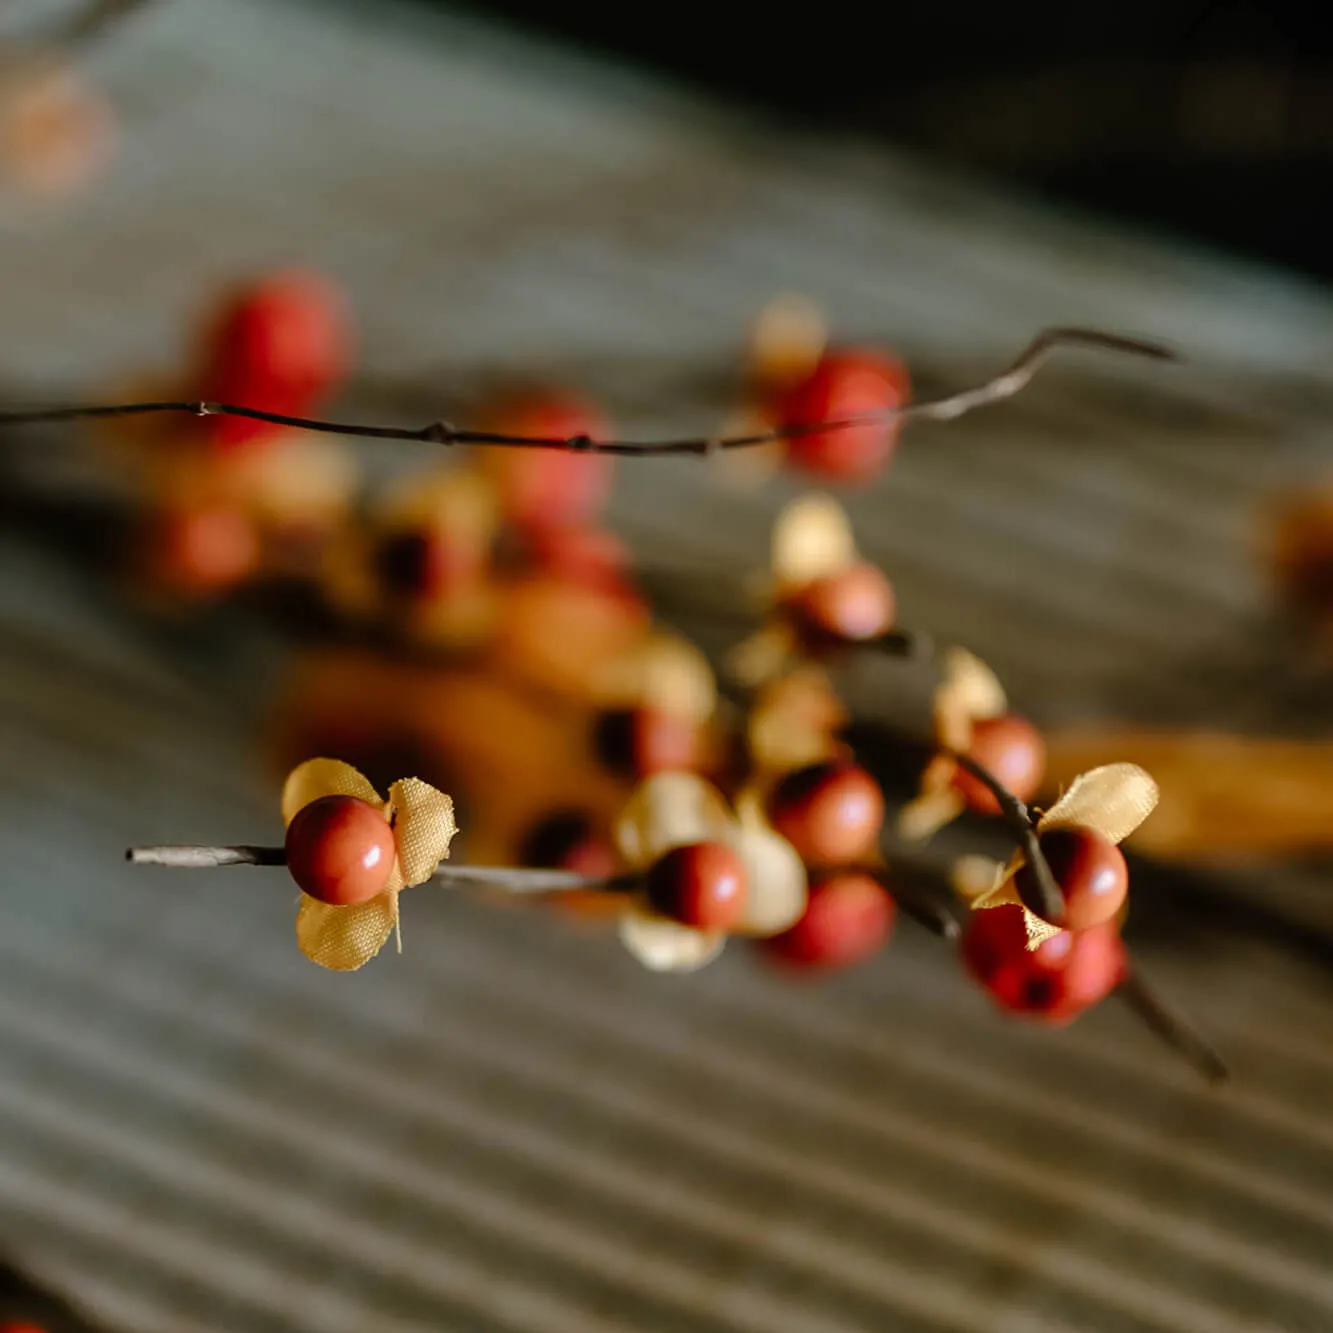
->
left=762, top=872, right=895, bottom=969
left=1016, top=825, right=1128, bottom=929
left=197, top=271, right=351, bottom=450
left=768, top=760, right=885, bottom=866
left=961, top=903, right=1126, bottom=1025
left=524, top=524, right=633, bottom=593
left=481, top=392, right=614, bottom=532
left=953, top=713, right=1046, bottom=816
left=285, top=795, right=396, bottom=906
left=152, top=504, right=260, bottom=595
left=776, top=347, right=910, bottom=483
left=789, top=560, right=895, bottom=642
left=593, top=707, right=704, bottom=779
left=374, top=528, right=481, bottom=602
left=646, top=841, right=748, bottom=930
left=521, top=810, right=619, bottom=879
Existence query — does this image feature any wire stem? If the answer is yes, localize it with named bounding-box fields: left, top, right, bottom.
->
left=1117, top=967, right=1230, bottom=1085
left=3, top=328, right=1174, bottom=455
left=125, top=844, right=636, bottom=893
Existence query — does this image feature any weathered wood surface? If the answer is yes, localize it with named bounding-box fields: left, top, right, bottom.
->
left=5, top=1, right=1333, bottom=1330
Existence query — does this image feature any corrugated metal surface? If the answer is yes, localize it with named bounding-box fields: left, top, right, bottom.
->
left=4, top=1, right=1333, bottom=1330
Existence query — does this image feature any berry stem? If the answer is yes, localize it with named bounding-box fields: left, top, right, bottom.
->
left=1117, top=966, right=1230, bottom=1085
left=2, top=329, right=1173, bottom=456
left=861, top=627, right=935, bottom=660
left=946, top=750, right=1064, bottom=923
left=125, top=844, right=638, bottom=893
left=872, top=868, right=960, bottom=940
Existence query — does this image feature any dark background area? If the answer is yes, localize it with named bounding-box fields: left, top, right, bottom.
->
left=436, top=0, right=1333, bottom=282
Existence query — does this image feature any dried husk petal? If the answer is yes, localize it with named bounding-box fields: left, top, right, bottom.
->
left=388, top=777, right=458, bottom=885
left=1037, top=763, right=1159, bottom=844
left=613, top=772, right=733, bottom=870
left=772, top=493, right=857, bottom=592
left=951, top=855, right=1007, bottom=904
left=296, top=882, right=401, bottom=971
left=748, top=293, right=828, bottom=390
left=724, top=823, right=808, bottom=936
left=282, top=758, right=382, bottom=825
left=618, top=908, right=726, bottom=972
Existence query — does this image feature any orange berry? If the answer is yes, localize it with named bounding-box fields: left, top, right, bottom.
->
left=152, top=504, right=260, bottom=595
left=953, top=713, right=1046, bottom=815
left=285, top=795, right=395, bottom=906
left=768, top=761, right=885, bottom=865
left=479, top=392, right=614, bottom=531
left=374, top=528, right=482, bottom=602
left=776, top=348, right=910, bottom=483
left=1016, top=825, right=1128, bottom=929
left=593, top=707, right=704, bottom=779
left=762, top=872, right=894, bottom=968
left=646, top=842, right=748, bottom=930
left=521, top=810, right=618, bottom=879
left=790, top=560, right=895, bottom=642
left=195, top=271, right=351, bottom=451
left=524, top=524, right=633, bottom=592
left=962, top=903, right=1125, bottom=1024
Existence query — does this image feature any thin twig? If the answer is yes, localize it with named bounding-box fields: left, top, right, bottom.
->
left=946, top=751, right=1064, bottom=923
left=1117, top=967, right=1230, bottom=1085
left=1, top=328, right=1175, bottom=456
left=430, top=865, right=639, bottom=894
left=869, top=866, right=960, bottom=940
left=864, top=627, right=935, bottom=660
left=125, top=843, right=636, bottom=894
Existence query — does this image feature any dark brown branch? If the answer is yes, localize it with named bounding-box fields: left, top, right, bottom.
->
left=870, top=866, right=961, bottom=940
left=1117, top=967, right=1230, bottom=1085
left=1, top=328, right=1175, bottom=456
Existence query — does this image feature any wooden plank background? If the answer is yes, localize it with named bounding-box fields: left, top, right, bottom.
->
left=5, top=1, right=1333, bottom=1329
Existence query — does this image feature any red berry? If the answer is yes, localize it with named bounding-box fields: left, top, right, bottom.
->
left=953, top=713, right=1046, bottom=816
left=1016, top=825, right=1128, bottom=929
left=525, top=525, right=633, bottom=593
left=521, top=810, right=619, bottom=879
left=789, top=561, right=895, bottom=642
left=961, top=903, right=1125, bottom=1024
left=480, top=392, right=614, bottom=531
left=285, top=795, right=395, bottom=906
left=152, top=504, right=260, bottom=594
left=646, top=841, right=748, bottom=930
left=763, top=872, right=895, bottom=969
left=776, top=348, right=910, bottom=483
left=593, top=707, right=703, bottom=779
left=197, top=271, right=351, bottom=451
left=768, top=761, right=885, bottom=866
left=374, top=528, right=482, bottom=602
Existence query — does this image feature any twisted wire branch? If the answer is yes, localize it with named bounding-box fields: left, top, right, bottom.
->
left=3, top=328, right=1175, bottom=456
